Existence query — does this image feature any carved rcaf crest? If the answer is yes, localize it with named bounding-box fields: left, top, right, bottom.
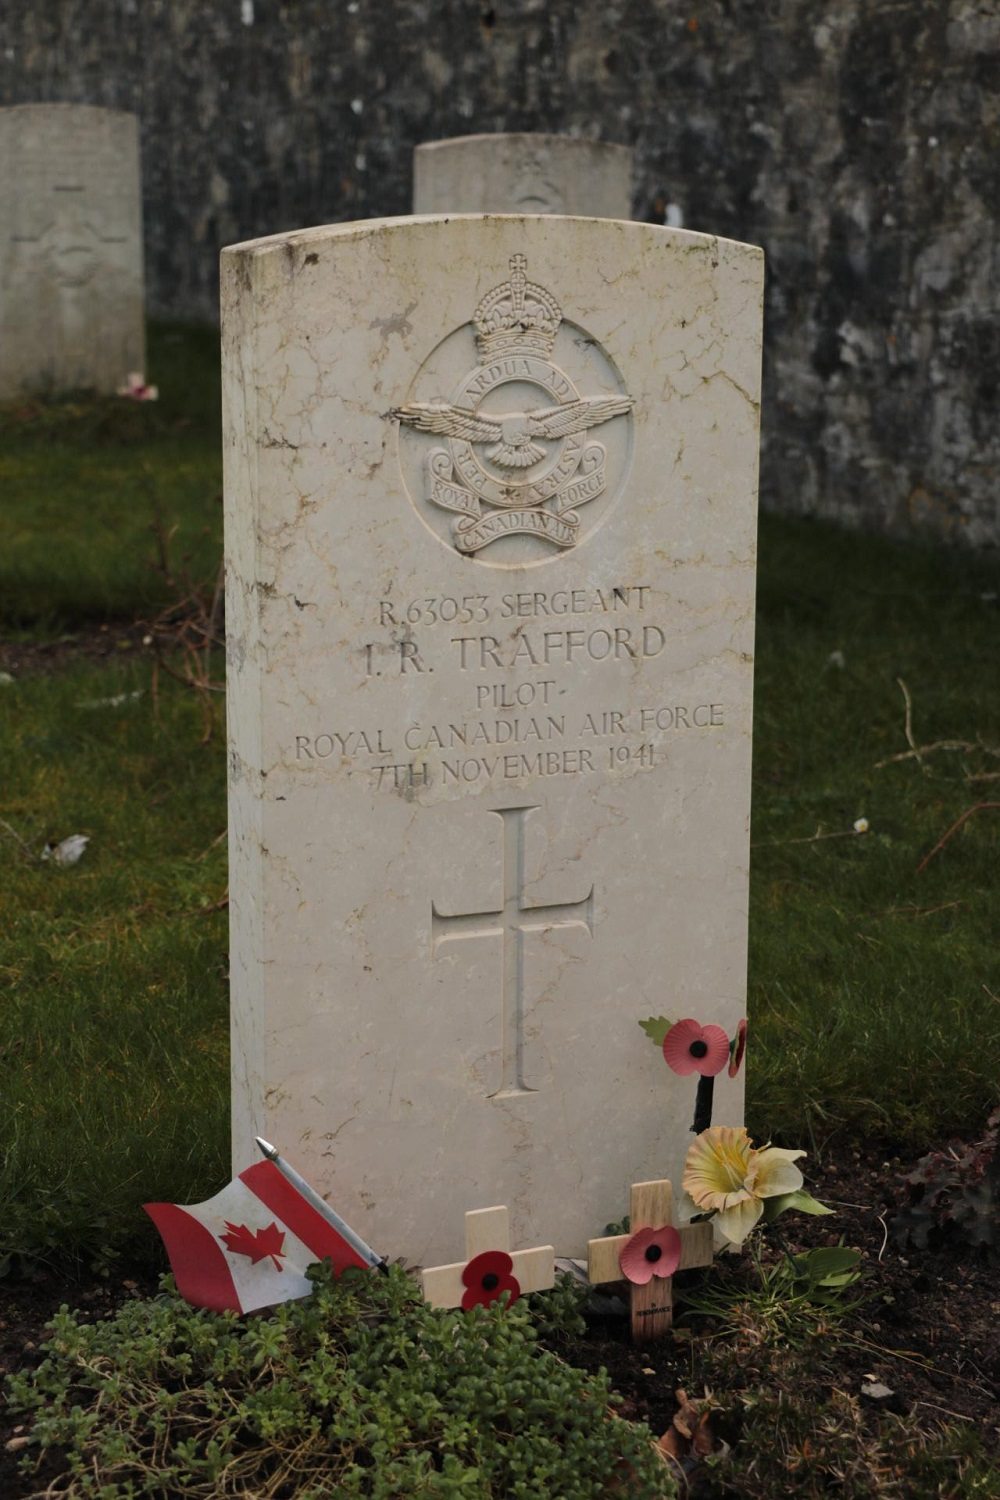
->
left=393, top=255, right=633, bottom=561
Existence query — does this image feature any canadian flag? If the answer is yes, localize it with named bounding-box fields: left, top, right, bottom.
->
left=144, top=1161, right=369, bottom=1313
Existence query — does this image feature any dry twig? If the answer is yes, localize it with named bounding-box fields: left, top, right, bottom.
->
left=874, top=679, right=1000, bottom=771
left=876, top=738, right=976, bottom=769
left=144, top=560, right=226, bottom=743
left=916, top=802, right=1000, bottom=875
left=184, top=889, right=229, bottom=917
left=879, top=900, right=963, bottom=918
left=752, top=826, right=864, bottom=849
left=896, top=677, right=924, bottom=772
left=0, top=817, right=36, bottom=862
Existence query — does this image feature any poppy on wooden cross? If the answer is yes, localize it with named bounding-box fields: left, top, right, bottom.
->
left=421, top=1206, right=555, bottom=1311
left=587, top=1178, right=714, bottom=1342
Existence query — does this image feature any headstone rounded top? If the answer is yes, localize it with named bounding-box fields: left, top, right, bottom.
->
left=0, top=102, right=144, bottom=399
left=413, top=133, right=633, bottom=220
left=222, top=209, right=763, bottom=1264
left=417, top=132, right=631, bottom=153
left=0, top=102, right=139, bottom=128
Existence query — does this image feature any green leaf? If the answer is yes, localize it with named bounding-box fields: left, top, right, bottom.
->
left=762, top=1189, right=834, bottom=1222
left=786, top=1190, right=835, bottom=1216
left=794, top=1246, right=862, bottom=1287
left=638, top=1016, right=672, bottom=1046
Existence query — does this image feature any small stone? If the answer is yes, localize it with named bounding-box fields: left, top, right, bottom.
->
left=861, top=1382, right=894, bottom=1402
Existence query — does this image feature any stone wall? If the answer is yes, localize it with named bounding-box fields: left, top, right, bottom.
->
left=2, top=0, right=997, bottom=544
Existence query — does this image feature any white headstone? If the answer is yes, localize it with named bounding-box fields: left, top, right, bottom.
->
left=0, top=104, right=145, bottom=399
left=222, top=214, right=763, bottom=1268
left=414, top=134, right=632, bottom=218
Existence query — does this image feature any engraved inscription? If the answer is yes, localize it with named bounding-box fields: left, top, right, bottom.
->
left=11, top=181, right=129, bottom=288
left=378, top=586, right=651, bottom=627
left=290, top=581, right=730, bottom=790
left=432, top=806, right=594, bottom=1098
left=394, top=256, right=633, bottom=563
left=512, top=152, right=565, bottom=215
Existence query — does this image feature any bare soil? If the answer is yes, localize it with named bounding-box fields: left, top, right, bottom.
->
left=1, top=1145, right=996, bottom=1497
left=551, top=1145, right=1000, bottom=1490
left=0, top=622, right=153, bottom=678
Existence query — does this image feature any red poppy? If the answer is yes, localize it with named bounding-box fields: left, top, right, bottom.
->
left=728, top=1018, right=748, bottom=1078
left=618, top=1225, right=682, bottom=1285
left=460, top=1250, right=521, bottom=1310
left=662, top=1019, right=730, bottom=1077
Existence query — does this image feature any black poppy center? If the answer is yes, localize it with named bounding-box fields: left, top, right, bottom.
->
left=482, top=1272, right=500, bottom=1291
left=644, top=1244, right=663, bottom=1264
left=689, top=1039, right=708, bottom=1058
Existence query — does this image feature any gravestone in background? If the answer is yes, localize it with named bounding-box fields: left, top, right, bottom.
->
left=413, top=133, right=632, bottom=218
left=222, top=213, right=762, bottom=1268
left=0, top=104, right=145, bottom=399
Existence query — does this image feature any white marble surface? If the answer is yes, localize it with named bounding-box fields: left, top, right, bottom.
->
left=0, top=104, right=144, bottom=399
left=222, top=213, right=763, bottom=1269
left=414, top=134, right=632, bottom=218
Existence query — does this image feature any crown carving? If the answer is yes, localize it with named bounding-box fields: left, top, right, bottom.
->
left=473, top=254, right=562, bottom=360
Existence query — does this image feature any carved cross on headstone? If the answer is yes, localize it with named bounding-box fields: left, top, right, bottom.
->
left=421, top=1206, right=555, bottom=1309
left=587, top=1178, right=714, bottom=1343
left=432, top=805, right=594, bottom=1098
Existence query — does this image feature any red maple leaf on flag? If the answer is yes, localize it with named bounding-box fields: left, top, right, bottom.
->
left=220, top=1220, right=286, bottom=1270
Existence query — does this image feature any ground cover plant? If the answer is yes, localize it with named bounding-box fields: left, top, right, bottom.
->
left=2, top=326, right=998, bottom=1494
left=7, top=1266, right=674, bottom=1498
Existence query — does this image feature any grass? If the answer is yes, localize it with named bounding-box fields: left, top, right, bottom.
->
left=0, top=663, right=229, bottom=1275
left=750, top=522, right=1000, bottom=1149
left=0, top=323, right=222, bottom=629
left=2, top=324, right=998, bottom=1500
left=0, top=324, right=998, bottom=1276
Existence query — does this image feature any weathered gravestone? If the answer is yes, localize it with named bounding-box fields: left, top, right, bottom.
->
left=0, top=104, right=145, bottom=399
left=414, top=133, right=632, bottom=218
left=222, top=213, right=763, bottom=1267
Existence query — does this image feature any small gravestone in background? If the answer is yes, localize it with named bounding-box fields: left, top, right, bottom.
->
left=222, top=212, right=762, bottom=1269
left=0, top=104, right=145, bottom=399
left=414, top=133, right=632, bottom=218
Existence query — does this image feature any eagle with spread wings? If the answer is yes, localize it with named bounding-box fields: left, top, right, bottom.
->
left=393, top=394, right=633, bottom=470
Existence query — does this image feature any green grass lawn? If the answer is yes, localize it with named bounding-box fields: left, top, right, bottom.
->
left=1, top=325, right=998, bottom=1274
left=0, top=324, right=222, bottom=629
left=0, top=663, right=229, bottom=1275
left=751, top=521, right=1000, bottom=1149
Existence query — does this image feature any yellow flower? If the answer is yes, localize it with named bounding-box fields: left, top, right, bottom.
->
left=683, top=1126, right=806, bottom=1245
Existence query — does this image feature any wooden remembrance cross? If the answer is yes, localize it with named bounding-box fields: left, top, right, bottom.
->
left=588, top=1179, right=714, bottom=1342
left=421, top=1206, right=555, bottom=1309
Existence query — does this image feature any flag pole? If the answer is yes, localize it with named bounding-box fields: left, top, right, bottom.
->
left=255, top=1137, right=388, bottom=1273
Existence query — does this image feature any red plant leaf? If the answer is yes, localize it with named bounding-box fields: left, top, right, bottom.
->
left=220, top=1220, right=286, bottom=1269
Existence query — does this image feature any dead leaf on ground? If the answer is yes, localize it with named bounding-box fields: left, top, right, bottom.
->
left=657, top=1386, right=717, bottom=1463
